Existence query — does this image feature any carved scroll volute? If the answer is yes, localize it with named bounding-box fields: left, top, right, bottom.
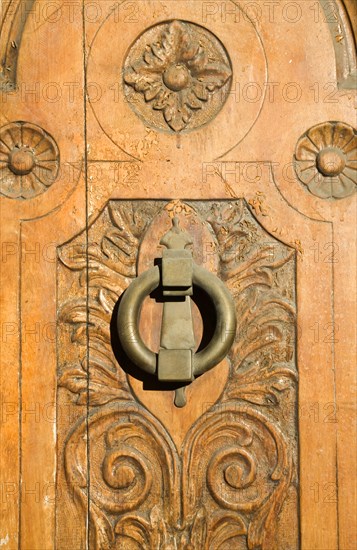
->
left=182, top=405, right=297, bottom=549
left=130, top=202, right=230, bottom=448
left=65, top=405, right=180, bottom=549
left=57, top=199, right=298, bottom=549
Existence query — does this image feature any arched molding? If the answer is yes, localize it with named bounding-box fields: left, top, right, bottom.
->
left=319, top=0, right=357, bottom=88
left=0, top=0, right=35, bottom=90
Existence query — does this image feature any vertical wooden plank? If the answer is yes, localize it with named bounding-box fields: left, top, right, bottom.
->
left=20, top=221, right=58, bottom=548
left=297, top=227, right=339, bottom=550
left=0, top=215, right=20, bottom=549
left=11, top=2, right=86, bottom=548
left=333, top=200, right=357, bottom=549
left=19, top=176, right=87, bottom=548
left=55, top=206, right=88, bottom=549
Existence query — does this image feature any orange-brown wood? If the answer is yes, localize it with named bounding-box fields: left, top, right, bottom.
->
left=0, top=1, right=356, bottom=548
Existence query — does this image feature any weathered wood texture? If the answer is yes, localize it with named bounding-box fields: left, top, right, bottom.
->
left=0, top=1, right=356, bottom=549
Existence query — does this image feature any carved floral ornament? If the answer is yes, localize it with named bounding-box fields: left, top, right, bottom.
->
left=0, top=121, right=59, bottom=199
left=123, top=20, right=232, bottom=132
left=294, top=121, right=356, bottom=199
left=57, top=200, right=298, bottom=549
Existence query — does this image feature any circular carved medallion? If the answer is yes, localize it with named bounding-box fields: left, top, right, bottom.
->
left=294, top=121, right=356, bottom=199
left=123, top=20, right=232, bottom=133
left=0, top=121, right=60, bottom=199
left=86, top=7, right=266, bottom=163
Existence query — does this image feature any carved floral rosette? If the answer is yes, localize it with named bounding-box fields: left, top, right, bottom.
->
left=57, top=200, right=298, bottom=549
left=0, top=121, right=59, bottom=199
left=123, top=20, right=232, bottom=133
left=294, top=121, right=356, bottom=199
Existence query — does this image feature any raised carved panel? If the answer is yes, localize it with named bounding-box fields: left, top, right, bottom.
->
left=56, top=199, right=298, bottom=549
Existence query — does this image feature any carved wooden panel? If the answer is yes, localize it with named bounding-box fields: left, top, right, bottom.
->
left=56, top=200, right=298, bottom=549
left=1, top=0, right=356, bottom=549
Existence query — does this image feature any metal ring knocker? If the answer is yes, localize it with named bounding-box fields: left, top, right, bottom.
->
left=117, top=217, right=237, bottom=406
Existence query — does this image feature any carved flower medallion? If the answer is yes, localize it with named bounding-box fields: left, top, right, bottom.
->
left=123, top=20, right=232, bottom=133
left=0, top=121, right=60, bottom=199
left=294, top=121, right=356, bottom=199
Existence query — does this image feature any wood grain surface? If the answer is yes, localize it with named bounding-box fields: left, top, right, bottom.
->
left=0, top=1, right=356, bottom=548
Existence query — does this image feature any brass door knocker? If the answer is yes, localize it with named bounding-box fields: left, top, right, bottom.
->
left=117, top=217, right=237, bottom=407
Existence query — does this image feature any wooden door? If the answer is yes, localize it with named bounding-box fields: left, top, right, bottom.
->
left=0, top=1, right=356, bottom=548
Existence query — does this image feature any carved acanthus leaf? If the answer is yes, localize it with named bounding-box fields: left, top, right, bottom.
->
left=58, top=200, right=298, bottom=549
left=123, top=20, right=232, bottom=132
left=221, top=245, right=294, bottom=293
left=207, top=201, right=296, bottom=411
left=115, top=505, right=247, bottom=549
left=58, top=201, right=164, bottom=405
left=59, top=358, right=131, bottom=407
left=183, top=404, right=294, bottom=550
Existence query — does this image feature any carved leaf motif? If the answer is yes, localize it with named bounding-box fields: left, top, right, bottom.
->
left=115, top=513, right=151, bottom=547
left=123, top=21, right=232, bottom=132
left=207, top=201, right=296, bottom=410
left=208, top=513, right=247, bottom=548
left=183, top=404, right=294, bottom=550
left=58, top=201, right=164, bottom=406
left=58, top=200, right=298, bottom=549
left=221, top=246, right=294, bottom=291
left=114, top=505, right=246, bottom=549
left=114, top=508, right=178, bottom=549
left=59, top=357, right=130, bottom=407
